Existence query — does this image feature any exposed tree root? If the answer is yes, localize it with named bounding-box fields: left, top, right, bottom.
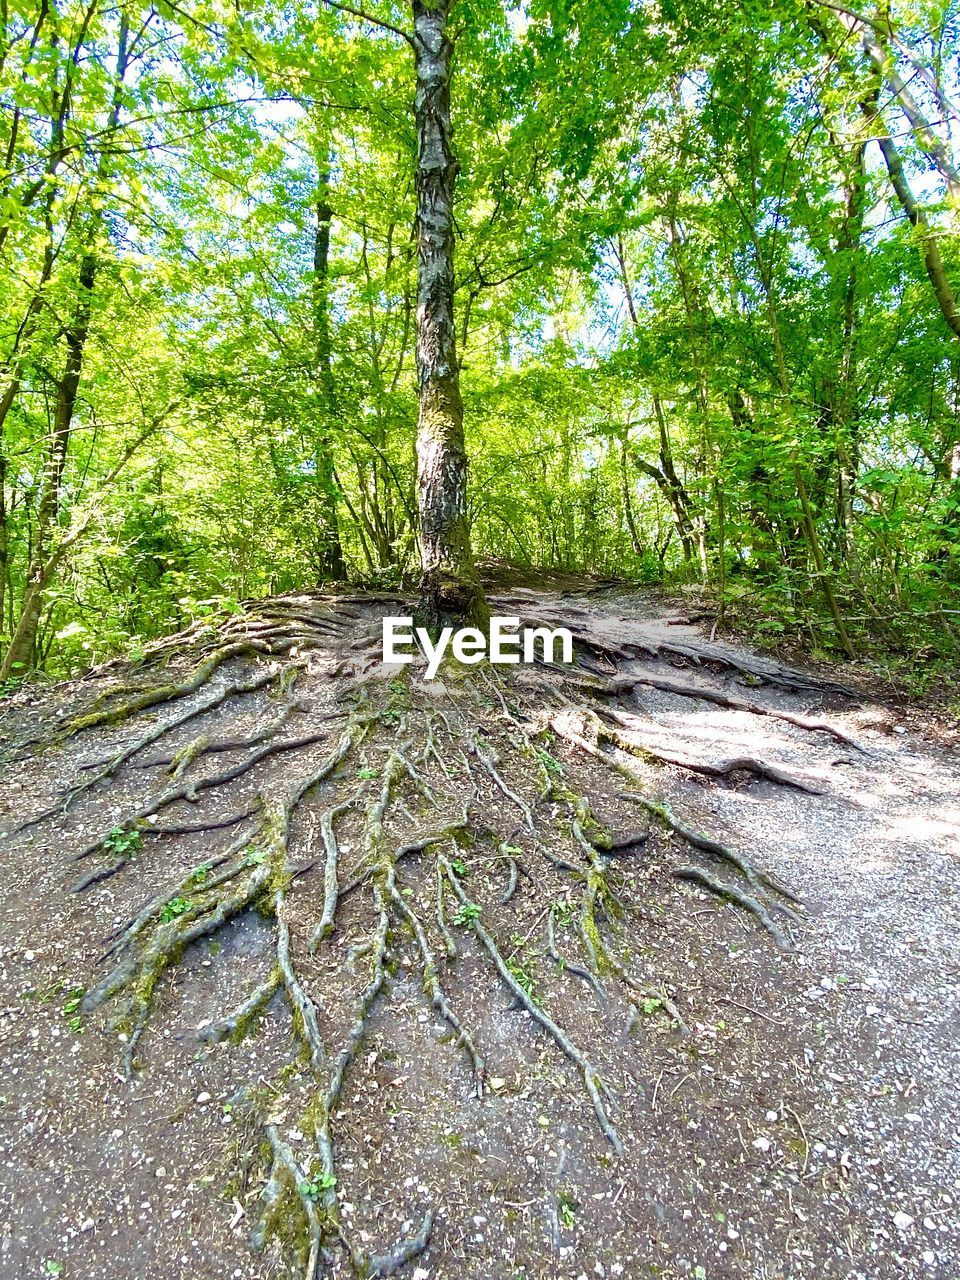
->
left=674, top=866, right=794, bottom=952
left=58, top=640, right=274, bottom=740
left=495, top=599, right=856, bottom=695
left=546, top=906, right=606, bottom=1001
left=623, top=792, right=801, bottom=909
left=197, top=973, right=282, bottom=1046
left=1, top=593, right=826, bottom=1276
left=574, top=669, right=867, bottom=752
left=590, top=706, right=825, bottom=793
left=441, top=854, right=622, bottom=1151
left=67, top=728, right=348, bottom=863
left=7, top=665, right=291, bottom=831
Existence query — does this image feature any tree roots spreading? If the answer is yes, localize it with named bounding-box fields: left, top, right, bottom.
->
left=0, top=593, right=845, bottom=1276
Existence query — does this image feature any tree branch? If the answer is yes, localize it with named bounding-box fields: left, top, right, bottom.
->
left=319, top=0, right=413, bottom=45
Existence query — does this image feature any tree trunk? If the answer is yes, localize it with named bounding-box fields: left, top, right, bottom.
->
left=412, top=0, right=486, bottom=632
left=873, top=128, right=960, bottom=340
left=0, top=249, right=96, bottom=678
left=808, top=7, right=960, bottom=341
left=619, top=431, right=644, bottom=558
left=835, top=141, right=867, bottom=579
left=1, top=12, right=128, bottom=678
left=312, top=171, right=346, bottom=580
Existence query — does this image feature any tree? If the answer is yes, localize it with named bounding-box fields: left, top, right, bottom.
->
left=411, top=0, right=487, bottom=629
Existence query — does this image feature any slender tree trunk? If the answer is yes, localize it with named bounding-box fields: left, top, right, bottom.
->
left=1, top=250, right=96, bottom=678
left=653, top=395, right=698, bottom=559
left=835, top=141, right=867, bottom=579
left=412, top=0, right=486, bottom=631
left=619, top=431, right=643, bottom=558
left=873, top=128, right=960, bottom=340
left=312, top=170, right=346, bottom=580
left=1, top=12, right=128, bottom=678
left=808, top=6, right=960, bottom=340
left=666, top=205, right=712, bottom=582
left=0, top=446, right=7, bottom=637
left=832, top=8, right=960, bottom=201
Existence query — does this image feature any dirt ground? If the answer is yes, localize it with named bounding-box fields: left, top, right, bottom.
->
left=0, top=584, right=957, bottom=1280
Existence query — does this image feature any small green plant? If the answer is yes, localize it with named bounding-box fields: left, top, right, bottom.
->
left=61, top=986, right=84, bottom=1017
left=356, top=766, right=379, bottom=780
left=506, top=958, right=535, bottom=998
left=298, top=1170, right=336, bottom=1200
left=449, top=858, right=469, bottom=876
left=190, top=862, right=212, bottom=885
left=245, top=847, right=267, bottom=866
left=453, top=902, right=481, bottom=926
left=0, top=675, right=22, bottom=699
left=102, top=826, right=142, bottom=858
left=551, top=899, right=574, bottom=927
left=43, top=1262, right=63, bottom=1277
left=557, top=1192, right=578, bottom=1230
left=61, top=984, right=85, bottom=1032
left=535, top=747, right=563, bottom=775
left=160, top=897, right=193, bottom=923
left=639, top=996, right=662, bottom=1016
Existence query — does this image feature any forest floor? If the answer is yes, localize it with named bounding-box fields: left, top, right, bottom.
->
left=0, top=575, right=957, bottom=1280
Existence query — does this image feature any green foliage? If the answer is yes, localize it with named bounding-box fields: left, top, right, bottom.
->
left=535, top=749, right=564, bottom=776
left=506, top=957, right=536, bottom=999
left=102, top=827, right=142, bottom=859
left=61, top=985, right=86, bottom=1034
left=453, top=902, right=482, bottom=926
left=557, top=1191, right=579, bottom=1230
left=160, top=898, right=194, bottom=923
left=298, top=1171, right=336, bottom=1200
left=0, top=0, right=955, bottom=683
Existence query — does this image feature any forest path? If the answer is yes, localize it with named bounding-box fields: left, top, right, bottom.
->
left=0, top=581, right=957, bottom=1280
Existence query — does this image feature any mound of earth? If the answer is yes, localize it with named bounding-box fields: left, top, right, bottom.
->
left=0, top=583, right=957, bottom=1279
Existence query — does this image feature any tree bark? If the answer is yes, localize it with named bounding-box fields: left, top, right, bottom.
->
left=828, top=6, right=960, bottom=202
left=619, top=431, right=643, bottom=558
left=312, top=170, right=346, bottom=580
left=412, top=0, right=486, bottom=632
left=0, top=247, right=96, bottom=678
left=744, top=193, right=855, bottom=657
left=872, top=128, right=960, bottom=341
left=834, top=140, right=867, bottom=577
left=1, top=11, right=128, bottom=677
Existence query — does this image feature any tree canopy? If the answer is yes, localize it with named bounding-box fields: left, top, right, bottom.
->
left=1, top=0, right=958, bottom=679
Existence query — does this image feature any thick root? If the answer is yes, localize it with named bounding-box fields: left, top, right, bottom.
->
left=442, top=854, right=622, bottom=1152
